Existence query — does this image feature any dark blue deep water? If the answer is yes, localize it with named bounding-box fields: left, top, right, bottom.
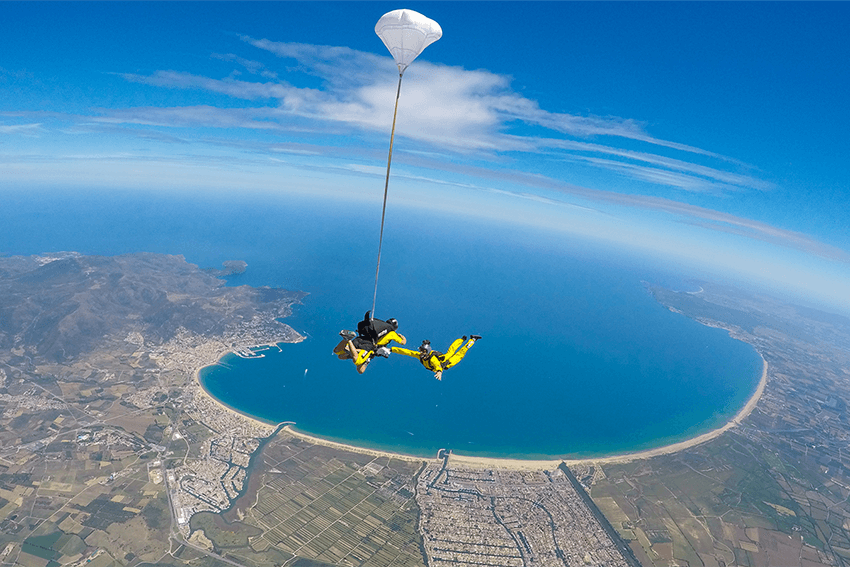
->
left=1, top=187, right=763, bottom=458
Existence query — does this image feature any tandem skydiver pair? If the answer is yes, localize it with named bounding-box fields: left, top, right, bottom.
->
left=333, top=311, right=480, bottom=379
left=333, top=311, right=407, bottom=374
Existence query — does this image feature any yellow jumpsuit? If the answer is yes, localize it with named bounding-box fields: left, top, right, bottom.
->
left=391, top=336, right=476, bottom=379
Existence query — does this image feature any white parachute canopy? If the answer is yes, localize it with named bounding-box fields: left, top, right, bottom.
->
left=375, top=9, right=442, bottom=74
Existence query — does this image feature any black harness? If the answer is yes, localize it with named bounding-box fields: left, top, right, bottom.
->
left=357, top=312, right=395, bottom=344
left=419, top=350, right=446, bottom=368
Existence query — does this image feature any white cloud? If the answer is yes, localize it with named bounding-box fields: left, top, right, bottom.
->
left=0, top=123, right=42, bottom=135
left=108, top=36, right=773, bottom=198
left=237, top=37, right=670, bottom=150
left=92, top=105, right=283, bottom=130
left=570, top=155, right=744, bottom=194
left=486, top=187, right=602, bottom=212
left=122, top=71, right=293, bottom=101
left=537, top=138, right=772, bottom=192
left=211, top=53, right=279, bottom=80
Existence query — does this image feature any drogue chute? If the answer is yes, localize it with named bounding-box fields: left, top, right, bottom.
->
left=375, top=9, right=443, bottom=74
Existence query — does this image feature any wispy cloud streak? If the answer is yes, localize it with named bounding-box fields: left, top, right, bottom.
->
left=1, top=123, right=42, bottom=135
left=106, top=36, right=772, bottom=196
left=587, top=190, right=850, bottom=262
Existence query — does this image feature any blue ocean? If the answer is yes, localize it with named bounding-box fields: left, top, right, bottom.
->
left=1, top=187, right=763, bottom=459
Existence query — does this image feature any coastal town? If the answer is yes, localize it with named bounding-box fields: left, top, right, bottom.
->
left=134, top=328, right=293, bottom=531
left=416, top=455, right=638, bottom=566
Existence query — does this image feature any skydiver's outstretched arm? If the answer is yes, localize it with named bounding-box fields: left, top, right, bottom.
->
left=390, top=346, right=445, bottom=380
left=390, top=346, right=420, bottom=358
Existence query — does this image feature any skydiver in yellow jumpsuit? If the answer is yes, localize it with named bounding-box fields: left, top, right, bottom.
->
left=333, top=312, right=407, bottom=374
left=391, top=335, right=481, bottom=380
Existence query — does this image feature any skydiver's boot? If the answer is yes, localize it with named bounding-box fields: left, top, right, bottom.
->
left=470, top=335, right=482, bottom=341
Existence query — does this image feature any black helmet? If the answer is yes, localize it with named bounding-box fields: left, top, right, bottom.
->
left=387, top=317, right=398, bottom=330
left=419, top=339, right=431, bottom=354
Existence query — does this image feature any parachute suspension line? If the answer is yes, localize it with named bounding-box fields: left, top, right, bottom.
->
left=371, top=72, right=404, bottom=319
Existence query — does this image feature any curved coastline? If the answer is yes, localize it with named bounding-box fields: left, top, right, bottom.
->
left=452, top=354, right=768, bottom=470
left=193, top=347, right=282, bottom=427
left=195, top=346, right=768, bottom=469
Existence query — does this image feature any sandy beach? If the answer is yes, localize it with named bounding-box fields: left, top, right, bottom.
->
left=195, top=347, right=768, bottom=470
left=282, top=425, right=429, bottom=463
left=193, top=346, right=282, bottom=430
left=574, top=354, right=767, bottom=465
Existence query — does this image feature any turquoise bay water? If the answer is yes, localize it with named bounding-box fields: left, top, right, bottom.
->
left=1, top=188, right=763, bottom=458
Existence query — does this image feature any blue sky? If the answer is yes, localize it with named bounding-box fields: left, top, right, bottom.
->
left=2, top=2, right=849, bottom=312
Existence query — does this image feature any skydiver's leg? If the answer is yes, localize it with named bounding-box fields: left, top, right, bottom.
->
left=353, top=345, right=374, bottom=370
left=354, top=350, right=373, bottom=373
left=443, top=337, right=466, bottom=359
left=442, top=337, right=476, bottom=369
left=340, top=340, right=364, bottom=368
left=346, top=340, right=361, bottom=360
left=346, top=336, right=377, bottom=372
left=333, top=339, right=352, bottom=359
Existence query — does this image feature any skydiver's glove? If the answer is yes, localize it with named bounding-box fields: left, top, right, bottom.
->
left=375, top=346, right=391, bottom=358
